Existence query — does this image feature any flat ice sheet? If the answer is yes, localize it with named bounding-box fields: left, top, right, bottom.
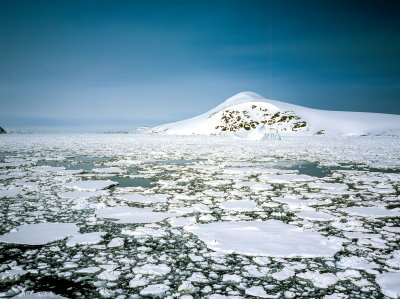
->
left=340, top=206, right=399, bottom=218
left=58, top=191, right=105, bottom=199
left=65, top=180, right=118, bottom=191
left=375, top=272, right=400, bottom=298
left=220, top=200, right=258, bottom=211
left=185, top=220, right=342, bottom=257
left=296, top=211, right=336, bottom=221
left=116, top=193, right=166, bottom=203
left=0, top=223, right=79, bottom=245
left=95, top=206, right=176, bottom=224
left=66, top=232, right=106, bottom=247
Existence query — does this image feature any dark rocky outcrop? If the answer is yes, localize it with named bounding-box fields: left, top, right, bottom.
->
left=0, top=126, right=6, bottom=134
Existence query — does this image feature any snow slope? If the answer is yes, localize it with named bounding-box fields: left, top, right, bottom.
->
left=152, top=92, right=400, bottom=136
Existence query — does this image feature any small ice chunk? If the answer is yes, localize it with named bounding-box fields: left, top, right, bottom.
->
left=337, top=256, right=379, bottom=270
left=340, top=206, right=399, bottom=218
left=309, top=182, right=348, bottom=190
left=98, top=270, right=121, bottom=281
left=122, top=227, right=166, bottom=238
left=107, top=237, right=124, bottom=248
left=117, top=193, right=166, bottom=203
left=76, top=267, right=101, bottom=274
left=222, top=274, right=241, bottom=283
left=140, top=284, right=170, bottom=297
left=296, top=211, right=336, bottom=221
left=245, top=286, right=269, bottom=298
left=188, top=272, right=208, bottom=283
left=178, top=281, right=198, bottom=294
left=128, top=275, right=148, bottom=288
left=66, top=232, right=106, bottom=247
left=169, top=216, right=196, bottom=227
left=93, top=167, right=126, bottom=174
left=271, top=268, right=295, bottom=281
left=261, top=174, right=314, bottom=183
left=132, top=264, right=171, bottom=275
left=297, top=271, right=338, bottom=288
left=58, top=191, right=105, bottom=199
left=0, top=223, right=79, bottom=245
left=220, top=200, right=258, bottom=212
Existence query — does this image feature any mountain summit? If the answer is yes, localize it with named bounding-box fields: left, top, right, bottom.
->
left=153, top=92, right=400, bottom=136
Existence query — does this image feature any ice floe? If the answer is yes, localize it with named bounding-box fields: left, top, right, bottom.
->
left=340, top=206, right=399, bottom=218
left=66, top=232, right=106, bottom=247
left=185, top=220, right=342, bottom=257
left=375, top=272, right=400, bottom=298
left=65, top=180, right=118, bottom=191
left=219, top=200, right=258, bottom=212
left=0, top=223, right=79, bottom=245
left=95, top=206, right=176, bottom=223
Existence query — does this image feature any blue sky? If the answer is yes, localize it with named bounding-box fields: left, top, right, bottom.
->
left=0, top=0, right=399, bottom=131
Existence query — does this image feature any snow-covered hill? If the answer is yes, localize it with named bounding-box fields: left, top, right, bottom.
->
left=152, top=92, right=400, bottom=137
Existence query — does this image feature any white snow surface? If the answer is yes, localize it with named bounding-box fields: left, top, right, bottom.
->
left=152, top=91, right=400, bottom=136
left=375, top=272, right=400, bottom=298
left=66, top=232, right=106, bottom=247
left=65, top=180, right=118, bottom=191
left=95, top=206, right=176, bottom=223
left=0, top=223, right=79, bottom=245
left=184, top=220, right=342, bottom=257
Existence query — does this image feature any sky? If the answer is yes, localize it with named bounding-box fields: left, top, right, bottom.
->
left=0, top=0, right=399, bottom=132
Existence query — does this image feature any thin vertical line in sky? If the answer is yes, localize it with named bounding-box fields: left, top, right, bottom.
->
left=269, top=0, right=272, bottom=100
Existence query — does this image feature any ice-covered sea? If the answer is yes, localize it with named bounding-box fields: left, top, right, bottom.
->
left=0, top=134, right=399, bottom=298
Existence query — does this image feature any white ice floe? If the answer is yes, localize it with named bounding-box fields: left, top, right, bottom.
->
left=0, top=188, right=22, bottom=198
left=116, top=193, right=166, bottom=203
left=337, top=256, right=379, bottom=270
left=93, top=167, right=126, bottom=174
left=132, top=264, right=171, bottom=275
left=184, top=220, right=342, bottom=257
left=297, top=271, right=338, bottom=288
left=271, top=267, right=295, bottom=281
left=140, top=284, right=170, bottom=297
left=122, top=227, right=167, bottom=238
left=58, top=190, right=105, bottom=199
left=220, top=200, right=258, bottom=212
left=222, top=274, right=241, bottom=283
left=107, top=237, right=124, bottom=248
left=168, top=216, right=197, bottom=227
left=308, top=182, right=348, bottom=190
left=98, top=270, right=121, bottom=281
left=75, top=267, right=101, bottom=274
left=13, top=292, right=68, bottom=298
left=375, top=272, right=400, bottom=298
left=0, top=223, right=79, bottom=245
left=386, top=251, right=400, bottom=269
left=245, top=286, right=269, bottom=298
left=95, top=206, right=176, bottom=224
left=66, top=232, right=106, bottom=247
left=178, top=281, right=198, bottom=294
left=128, top=275, right=148, bottom=288
left=339, top=206, right=399, bottom=218
left=260, top=174, right=314, bottom=184
left=65, top=180, right=118, bottom=191
left=296, top=211, right=336, bottom=221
